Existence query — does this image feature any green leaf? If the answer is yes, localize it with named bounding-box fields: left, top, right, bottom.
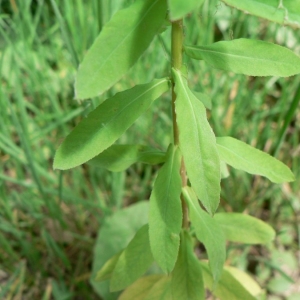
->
left=173, top=68, right=220, bottom=215
left=216, top=136, right=295, bottom=183
left=75, top=0, right=168, bottom=99
left=221, top=0, right=300, bottom=29
left=171, top=231, right=205, bottom=300
left=214, top=213, right=275, bottom=245
left=144, top=276, right=173, bottom=300
left=88, top=144, right=166, bottom=172
left=95, top=251, right=122, bottom=282
left=110, top=224, right=154, bottom=292
left=168, top=0, right=205, bottom=21
left=191, top=90, right=212, bottom=110
left=200, top=261, right=257, bottom=300
left=220, top=160, right=229, bottom=179
left=185, top=39, right=300, bottom=77
left=149, top=144, right=182, bottom=274
left=182, top=187, right=226, bottom=284
left=90, top=201, right=149, bottom=299
left=54, top=78, right=170, bottom=170
left=119, top=275, right=164, bottom=300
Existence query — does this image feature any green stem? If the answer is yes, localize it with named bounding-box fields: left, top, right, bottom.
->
left=171, top=20, right=189, bottom=229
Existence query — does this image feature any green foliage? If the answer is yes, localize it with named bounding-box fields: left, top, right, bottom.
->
left=149, top=144, right=182, bottom=273
left=168, top=0, right=205, bottom=21
left=185, top=39, right=300, bottom=77
left=217, top=136, right=295, bottom=183
left=75, top=0, right=168, bottom=99
left=173, top=69, right=221, bottom=215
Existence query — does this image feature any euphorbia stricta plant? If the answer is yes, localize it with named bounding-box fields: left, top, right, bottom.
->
left=54, top=1, right=299, bottom=299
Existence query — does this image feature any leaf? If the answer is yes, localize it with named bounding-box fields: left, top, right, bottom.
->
left=221, top=0, right=300, bottom=29
left=214, top=213, right=275, bottom=245
left=182, top=187, right=226, bottom=284
left=149, top=144, right=182, bottom=274
left=88, top=144, right=166, bottom=172
left=185, top=39, right=300, bottom=77
left=144, top=276, right=173, bottom=300
left=168, top=0, right=205, bottom=21
left=173, top=68, right=220, bottom=215
left=110, top=224, right=154, bottom=292
left=54, top=78, right=170, bottom=170
left=90, top=201, right=149, bottom=300
left=75, top=0, right=168, bottom=99
left=200, top=261, right=257, bottom=300
left=220, top=160, right=229, bottom=179
left=216, top=136, right=295, bottom=183
left=191, top=90, right=212, bottom=110
left=171, top=231, right=205, bottom=300
left=119, top=275, right=164, bottom=300
left=95, top=251, right=122, bottom=282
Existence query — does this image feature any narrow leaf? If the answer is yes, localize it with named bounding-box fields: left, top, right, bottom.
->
left=215, top=213, right=275, bottom=245
left=222, top=0, right=300, bottom=29
left=168, top=0, right=205, bottom=21
left=182, top=187, right=226, bottom=284
left=216, top=136, right=295, bottom=183
left=220, top=160, right=229, bottom=179
left=54, top=79, right=170, bottom=170
left=173, top=68, right=220, bottom=215
left=75, top=0, right=168, bottom=99
left=149, top=144, right=182, bottom=274
left=144, top=276, right=173, bottom=300
left=119, top=275, right=164, bottom=300
left=171, top=231, right=205, bottom=300
left=185, top=39, right=300, bottom=77
left=110, top=224, right=154, bottom=292
left=88, top=144, right=166, bottom=172
left=95, top=251, right=122, bottom=282
left=191, top=91, right=212, bottom=110
left=200, top=261, right=257, bottom=300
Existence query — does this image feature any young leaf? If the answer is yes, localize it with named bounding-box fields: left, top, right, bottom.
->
left=214, top=213, right=275, bottom=244
left=149, top=144, right=182, bottom=274
left=54, top=78, right=170, bottom=170
left=182, top=187, right=226, bottom=284
left=110, top=224, right=154, bottom=292
left=200, top=261, right=257, bottom=300
left=220, top=160, right=229, bottom=179
left=191, top=90, right=212, bottom=110
left=168, top=0, right=205, bottom=21
left=75, top=0, right=168, bottom=99
left=119, top=275, right=164, bottom=300
left=144, top=276, right=173, bottom=300
left=216, top=136, right=295, bottom=183
left=222, top=0, right=300, bottom=29
left=95, top=251, right=122, bottom=282
left=185, top=39, right=300, bottom=77
left=173, top=68, right=221, bottom=215
left=171, top=231, right=205, bottom=300
left=88, top=144, right=166, bottom=172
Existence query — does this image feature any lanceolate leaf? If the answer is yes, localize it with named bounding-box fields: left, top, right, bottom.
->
left=191, top=91, right=212, bottom=110
left=54, top=79, right=170, bottom=170
left=185, top=39, right=300, bottom=77
left=182, top=187, right=226, bottom=284
left=168, top=0, right=205, bottom=21
left=149, top=144, right=182, bottom=274
left=216, top=136, right=295, bottom=183
left=215, top=213, right=275, bottom=244
left=144, top=276, right=173, bottom=300
left=200, top=261, right=257, bottom=300
left=119, top=275, right=164, bottom=300
left=75, top=0, right=168, bottom=99
left=222, top=0, right=300, bottom=29
left=173, top=69, right=220, bottom=215
left=171, top=231, right=205, bottom=300
left=88, top=144, right=166, bottom=172
left=110, top=224, right=154, bottom=292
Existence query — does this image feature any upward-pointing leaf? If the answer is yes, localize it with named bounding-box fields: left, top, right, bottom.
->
left=216, top=136, right=295, bottom=183
left=173, top=68, right=221, bottom=215
left=54, top=78, right=170, bottom=170
left=182, top=187, right=226, bottom=284
left=185, top=39, right=300, bottom=77
left=75, top=0, right=168, bottom=99
left=149, top=144, right=182, bottom=274
left=168, top=0, right=205, bottom=21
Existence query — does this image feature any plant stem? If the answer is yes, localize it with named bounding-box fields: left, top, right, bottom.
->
left=171, top=20, right=189, bottom=229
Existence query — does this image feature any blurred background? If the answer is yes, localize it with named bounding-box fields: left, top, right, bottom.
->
left=0, top=0, right=299, bottom=299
